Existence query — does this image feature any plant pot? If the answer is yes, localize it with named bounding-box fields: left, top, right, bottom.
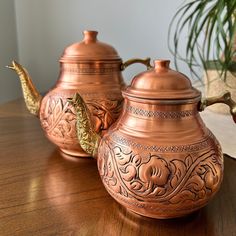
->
left=203, top=62, right=236, bottom=114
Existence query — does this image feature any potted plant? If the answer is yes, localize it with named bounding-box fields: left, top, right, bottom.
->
left=168, top=0, right=236, bottom=113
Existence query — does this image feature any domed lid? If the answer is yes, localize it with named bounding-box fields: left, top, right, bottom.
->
left=60, top=30, right=121, bottom=62
left=122, top=60, right=201, bottom=100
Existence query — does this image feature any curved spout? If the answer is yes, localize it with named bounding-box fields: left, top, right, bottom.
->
left=68, top=93, right=101, bottom=157
left=6, top=61, right=42, bottom=116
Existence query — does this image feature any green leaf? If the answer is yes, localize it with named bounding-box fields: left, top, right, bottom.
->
left=168, top=0, right=236, bottom=81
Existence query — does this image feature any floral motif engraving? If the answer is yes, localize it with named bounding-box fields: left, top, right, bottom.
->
left=98, top=139, right=223, bottom=205
left=40, top=96, right=123, bottom=140
left=139, top=158, right=171, bottom=188
left=126, top=105, right=197, bottom=119
left=41, top=97, right=76, bottom=139
left=87, top=99, right=122, bottom=132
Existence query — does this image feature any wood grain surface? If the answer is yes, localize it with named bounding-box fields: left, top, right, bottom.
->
left=0, top=99, right=235, bottom=236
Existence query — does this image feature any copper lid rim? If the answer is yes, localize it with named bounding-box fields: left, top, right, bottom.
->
left=121, top=94, right=201, bottom=105
left=122, top=88, right=201, bottom=100
left=121, top=94, right=201, bottom=103
left=61, top=51, right=121, bottom=61
left=59, top=57, right=122, bottom=63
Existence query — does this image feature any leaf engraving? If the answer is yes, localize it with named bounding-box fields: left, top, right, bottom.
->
left=185, top=155, right=193, bottom=168
left=170, top=159, right=186, bottom=188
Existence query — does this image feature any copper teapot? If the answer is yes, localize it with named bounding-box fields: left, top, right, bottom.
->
left=7, top=30, right=151, bottom=157
left=69, top=59, right=236, bottom=219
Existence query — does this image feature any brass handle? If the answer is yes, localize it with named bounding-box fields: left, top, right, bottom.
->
left=199, top=91, right=236, bottom=123
left=121, top=57, right=152, bottom=71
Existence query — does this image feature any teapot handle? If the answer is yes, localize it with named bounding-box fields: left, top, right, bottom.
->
left=121, top=57, right=152, bottom=71
left=199, top=91, right=236, bottom=123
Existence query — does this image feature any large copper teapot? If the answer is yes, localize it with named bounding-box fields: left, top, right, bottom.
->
left=69, top=59, right=236, bottom=218
left=7, top=30, right=151, bottom=157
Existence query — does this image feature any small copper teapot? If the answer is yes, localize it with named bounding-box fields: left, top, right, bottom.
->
left=69, top=59, right=236, bottom=219
left=7, top=30, right=151, bottom=157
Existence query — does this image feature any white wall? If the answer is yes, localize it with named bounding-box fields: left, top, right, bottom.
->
left=0, top=0, right=20, bottom=104
left=1, top=0, right=190, bottom=103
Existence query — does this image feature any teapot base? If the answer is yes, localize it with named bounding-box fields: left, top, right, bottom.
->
left=126, top=205, right=203, bottom=219
left=106, top=185, right=211, bottom=219
left=60, top=148, right=91, bottom=158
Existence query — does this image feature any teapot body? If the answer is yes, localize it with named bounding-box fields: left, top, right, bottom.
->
left=97, top=97, right=223, bottom=218
left=39, top=61, right=124, bottom=157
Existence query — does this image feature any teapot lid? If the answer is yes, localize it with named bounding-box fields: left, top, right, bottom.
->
left=122, top=60, right=201, bottom=100
left=60, top=30, right=121, bottom=62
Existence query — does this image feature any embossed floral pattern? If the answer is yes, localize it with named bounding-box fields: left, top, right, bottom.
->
left=97, top=138, right=223, bottom=205
left=139, top=157, right=171, bottom=187
left=88, top=100, right=122, bottom=132
left=40, top=96, right=123, bottom=140
left=41, top=97, right=76, bottom=139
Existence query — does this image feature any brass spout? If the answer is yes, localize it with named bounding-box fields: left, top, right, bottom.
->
left=6, top=61, right=42, bottom=116
left=67, top=93, right=101, bottom=157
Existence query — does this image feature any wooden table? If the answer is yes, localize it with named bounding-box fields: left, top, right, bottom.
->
left=0, top=99, right=236, bottom=236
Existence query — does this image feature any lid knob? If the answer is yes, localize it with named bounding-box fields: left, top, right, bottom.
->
left=154, top=60, right=170, bottom=70
left=83, top=30, right=98, bottom=43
